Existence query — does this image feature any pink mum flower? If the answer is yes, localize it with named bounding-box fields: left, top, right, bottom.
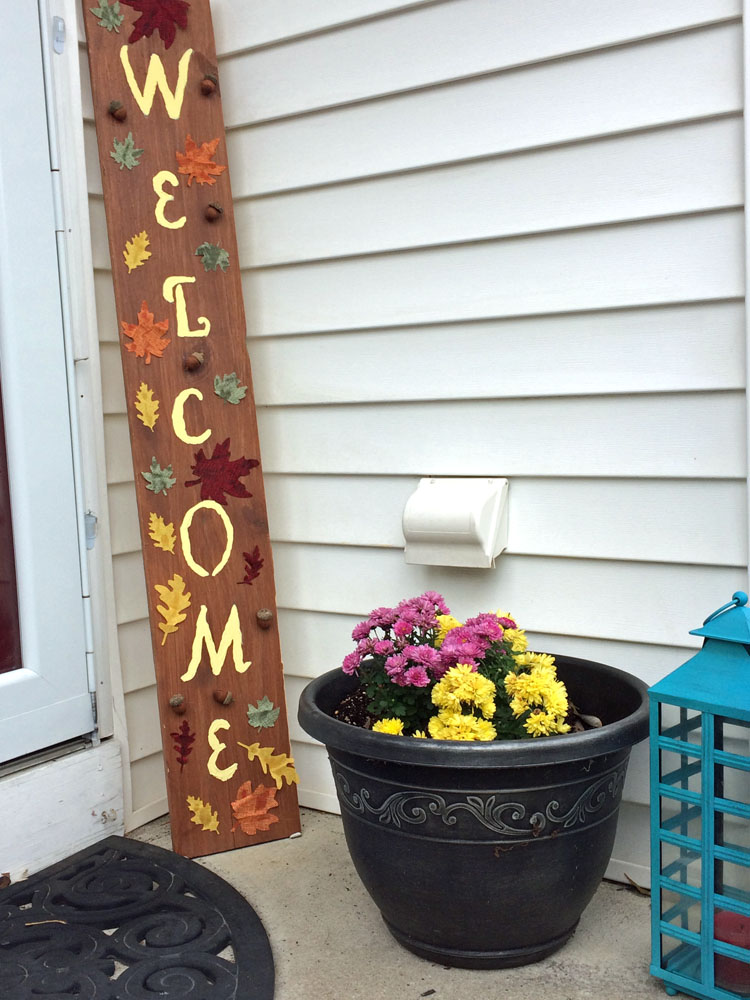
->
left=342, top=651, right=361, bottom=675
left=404, top=665, right=430, bottom=687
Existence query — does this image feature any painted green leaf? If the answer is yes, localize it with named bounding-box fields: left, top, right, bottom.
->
left=195, top=242, right=230, bottom=272
left=214, top=372, right=247, bottom=405
left=90, top=0, right=124, bottom=31
left=247, top=696, right=280, bottom=731
left=111, top=132, right=144, bottom=171
left=142, top=457, right=176, bottom=496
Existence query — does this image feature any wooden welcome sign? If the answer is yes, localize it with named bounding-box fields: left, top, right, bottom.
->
left=83, top=0, right=300, bottom=856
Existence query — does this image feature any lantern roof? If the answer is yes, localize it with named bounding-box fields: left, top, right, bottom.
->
left=688, top=590, right=750, bottom=642
left=649, top=592, right=750, bottom=719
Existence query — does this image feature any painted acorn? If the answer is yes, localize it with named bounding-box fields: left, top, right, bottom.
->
left=213, top=689, right=233, bottom=706
left=108, top=100, right=127, bottom=122
left=169, top=694, right=187, bottom=715
left=183, top=351, right=204, bottom=372
left=201, top=74, right=218, bottom=96
left=204, top=202, right=223, bottom=222
left=256, top=608, right=274, bottom=630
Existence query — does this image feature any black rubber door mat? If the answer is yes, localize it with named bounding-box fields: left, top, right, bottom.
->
left=0, top=835, right=274, bottom=999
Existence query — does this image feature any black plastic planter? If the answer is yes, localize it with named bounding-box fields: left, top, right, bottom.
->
left=298, top=654, right=650, bottom=969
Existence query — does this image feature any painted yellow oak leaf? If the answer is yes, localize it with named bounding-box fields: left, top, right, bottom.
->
left=135, top=382, right=159, bottom=431
left=237, top=741, right=300, bottom=790
left=186, top=795, right=220, bottom=834
left=148, top=512, right=175, bottom=554
left=154, top=573, right=191, bottom=645
left=123, top=230, right=151, bottom=273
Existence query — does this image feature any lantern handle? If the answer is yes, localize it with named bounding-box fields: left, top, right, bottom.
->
left=701, top=591, right=749, bottom=625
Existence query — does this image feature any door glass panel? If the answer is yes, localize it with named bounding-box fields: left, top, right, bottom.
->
left=0, top=379, right=20, bottom=674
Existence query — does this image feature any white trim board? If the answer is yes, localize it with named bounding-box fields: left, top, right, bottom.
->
left=0, top=739, right=124, bottom=881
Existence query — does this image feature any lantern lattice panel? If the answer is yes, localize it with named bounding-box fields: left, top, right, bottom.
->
left=650, top=593, right=750, bottom=1000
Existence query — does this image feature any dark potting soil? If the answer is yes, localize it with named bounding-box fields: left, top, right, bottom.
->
left=333, top=684, right=376, bottom=729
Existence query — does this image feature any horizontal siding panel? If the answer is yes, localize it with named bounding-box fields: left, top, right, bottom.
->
left=102, top=302, right=744, bottom=412
left=221, top=1, right=740, bottom=125
left=129, top=752, right=167, bottom=816
left=256, top=392, right=746, bottom=478
left=249, top=302, right=744, bottom=403
left=101, top=342, right=125, bottom=415
left=103, top=415, right=133, bottom=483
left=108, top=481, right=140, bottom=555
left=214, top=0, right=438, bottom=54
left=230, top=24, right=741, bottom=193
left=273, top=544, right=739, bottom=649
left=107, top=473, right=746, bottom=567
left=118, top=619, right=156, bottom=694
left=265, top=475, right=747, bottom=567
left=241, top=118, right=742, bottom=266
left=94, top=270, right=117, bottom=341
left=277, top=609, right=696, bottom=684
left=111, top=544, right=740, bottom=639
left=245, top=213, right=744, bottom=335
left=84, top=122, right=101, bottom=195
left=291, top=740, right=338, bottom=812
left=106, top=391, right=746, bottom=482
left=124, top=685, right=162, bottom=760
left=89, top=198, right=108, bottom=269
left=113, top=550, right=148, bottom=624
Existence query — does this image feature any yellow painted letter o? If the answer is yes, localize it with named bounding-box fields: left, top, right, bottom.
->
left=180, top=500, right=234, bottom=578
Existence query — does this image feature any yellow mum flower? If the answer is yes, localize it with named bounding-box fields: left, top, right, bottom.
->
left=432, top=664, right=497, bottom=719
left=412, top=730, right=427, bottom=739
left=524, top=710, right=571, bottom=737
left=372, top=718, right=404, bottom=735
left=435, top=614, right=462, bottom=647
left=514, top=651, right=556, bottom=672
left=504, top=628, right=528, bottom=652
left=428, top=712, right=497, bottom=742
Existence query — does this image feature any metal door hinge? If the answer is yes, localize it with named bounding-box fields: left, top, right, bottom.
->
left=53, top=16, right=65, bottom=54
left=84, top=511, right=98, bottom=550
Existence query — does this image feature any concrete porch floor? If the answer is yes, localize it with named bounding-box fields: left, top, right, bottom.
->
left=131, top=808, right=666, bottom=1000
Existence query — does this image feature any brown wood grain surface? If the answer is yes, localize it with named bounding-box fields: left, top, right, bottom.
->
left=82, top=0, right=300, bottom=856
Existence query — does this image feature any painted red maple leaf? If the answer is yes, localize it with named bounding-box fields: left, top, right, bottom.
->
left=238, top=546, right=264, bottom=586
left=185, top=439, right=259, bottom=506
left=121, top=0, right=190, bottom=49
left=170, top=719, right=195, bottom=770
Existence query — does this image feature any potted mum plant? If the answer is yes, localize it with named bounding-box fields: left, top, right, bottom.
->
left=298, top=592, right=649, bottom=969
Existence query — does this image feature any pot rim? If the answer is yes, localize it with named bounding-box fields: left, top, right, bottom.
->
left=297, top=654, right=650, bottom=767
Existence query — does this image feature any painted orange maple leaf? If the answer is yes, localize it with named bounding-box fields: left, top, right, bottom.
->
left=121, top=301, right=171, bottom=364
left=231, top=781, right=280, bottom=836
left=176, top=135, right=226, bottom=187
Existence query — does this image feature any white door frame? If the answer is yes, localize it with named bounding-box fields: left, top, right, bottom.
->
left=0, top=0, right=128, bottom=859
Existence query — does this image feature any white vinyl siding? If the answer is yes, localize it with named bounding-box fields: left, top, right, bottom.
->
left=81, top=0, right=746, bottom=872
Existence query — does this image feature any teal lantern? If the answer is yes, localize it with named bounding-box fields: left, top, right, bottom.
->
left=650, top=592, right=750, bottom=999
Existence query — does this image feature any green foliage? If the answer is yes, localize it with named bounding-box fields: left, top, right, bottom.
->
left=246, top=696, right=281, bottom=730
left=195, top=242, right=230, bottom=272
left=90, top=0, right=124, bottom=31
left=359, top=660, right=433, bottom=733
left=111, top=132, right=144, bottom=171
left=142, top=456, right=176, bottom=496
left=214, top=372, right=247, bottom=405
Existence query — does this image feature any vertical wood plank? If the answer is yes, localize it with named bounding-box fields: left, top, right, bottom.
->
left=82, top=0, right=300, bottom=856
